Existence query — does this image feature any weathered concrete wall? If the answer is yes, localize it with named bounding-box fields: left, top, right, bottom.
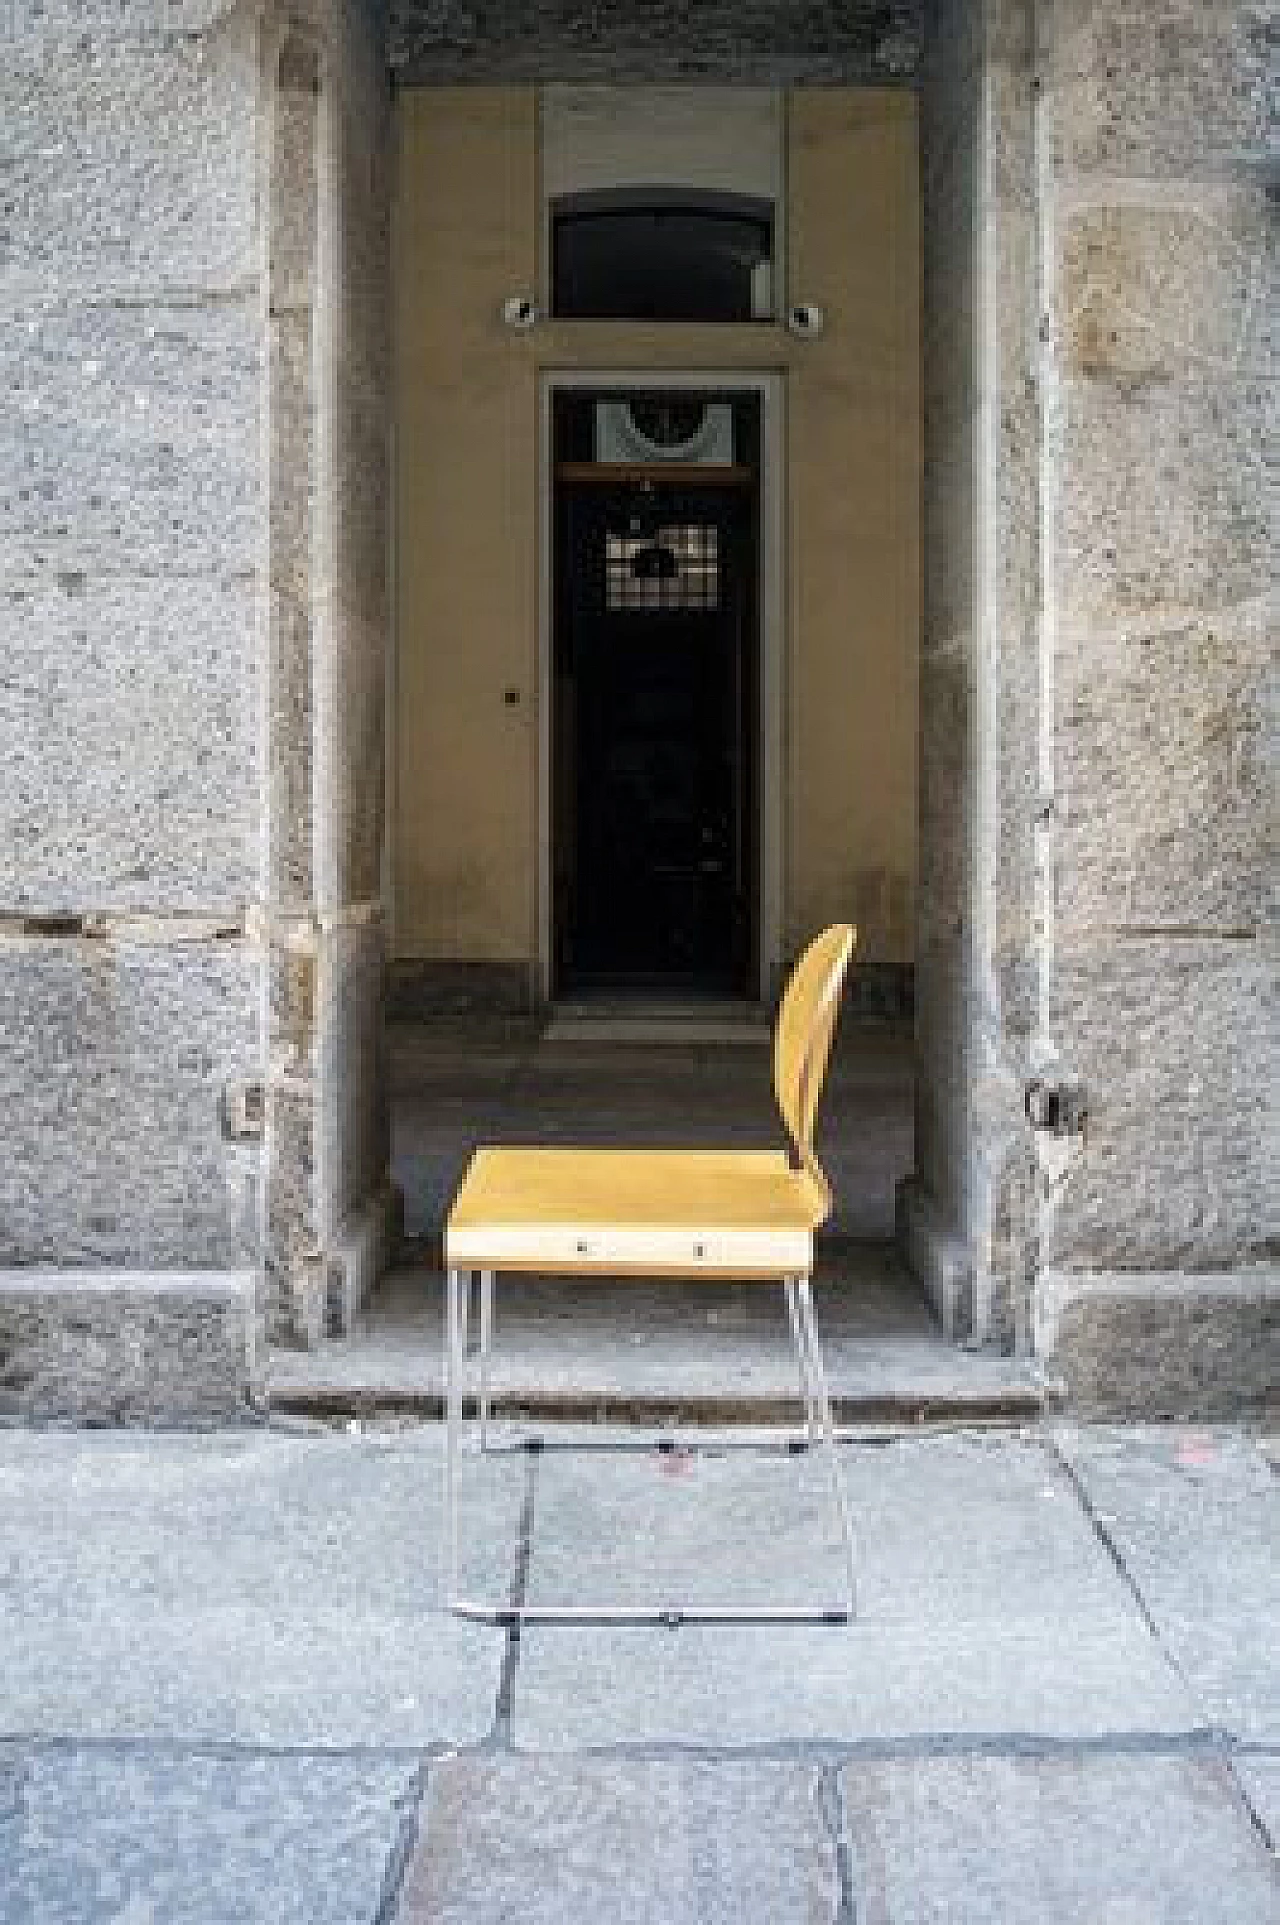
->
left=906, top=0, right=982, bottom=1333
left=388, top=0, right=922, bottom=83
left=1036, top=0, right=1278, bottom=1410
left=1037, top=1272, right=1279, bottom=1421
left=0, top=933, right=262, bottom=1269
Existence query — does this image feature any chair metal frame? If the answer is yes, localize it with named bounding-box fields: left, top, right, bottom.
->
left=441, top=925, right=859, bottom=1626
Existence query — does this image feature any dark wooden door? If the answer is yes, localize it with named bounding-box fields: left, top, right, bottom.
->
left=554, top=475, right=757, bottom=991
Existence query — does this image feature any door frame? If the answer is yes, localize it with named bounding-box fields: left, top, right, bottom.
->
left=537, top=369, right=784, bottom=1005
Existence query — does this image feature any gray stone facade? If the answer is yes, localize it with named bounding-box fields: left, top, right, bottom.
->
left=388, top=0, right=923, bottom=83
left=906, top=0, right=1043, bottom=1356
left=1041, top=0, right=1277, bottom=1408
left=0, top=1270, right=258, bottom=1424
left=907, top=0, right=1278, bottom=1412
left=1, top=0, right=1272, bottom=1416
left=1, top=0, right=393, bottom=1413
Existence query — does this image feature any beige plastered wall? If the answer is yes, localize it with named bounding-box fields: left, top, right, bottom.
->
left=392, top=86, right=919, bottom=996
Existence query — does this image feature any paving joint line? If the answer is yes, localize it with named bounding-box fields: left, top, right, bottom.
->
left=370, top=1757, right=431, bottom=1925
left=818, top=1760, right=862, bottom=1924
left=470, top=1730, right=1233, bottom=1766
left=0, top=1729, right=1238, bottom=1767
left=1042, top=1431, right=1199, bottom=1695
left=1224, top=1754, right=1277, bottom=1862
left=486, top=1437, right=540, bottom=1748
left=0, top=1734, right=442, bottom=1764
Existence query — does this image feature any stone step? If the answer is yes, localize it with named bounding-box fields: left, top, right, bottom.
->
left=268, top=1258, right=1056, bottom=1426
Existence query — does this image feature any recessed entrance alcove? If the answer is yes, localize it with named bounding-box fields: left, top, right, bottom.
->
left=269, top=3, right=1059, bottom=1419
left=268, top=10, right=1057, bottom=1421
left=8, top=0, right=1269, bottom=1426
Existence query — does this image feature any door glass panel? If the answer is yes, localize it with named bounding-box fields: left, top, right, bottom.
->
left=553, top=389, right=761, bottom=993
left=552, top=194, right=773, bottom=321
left=605, top=525, right=720, bottom=613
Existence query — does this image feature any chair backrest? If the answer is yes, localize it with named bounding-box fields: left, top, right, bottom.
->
left=773, top=924, right=857, bottom=1221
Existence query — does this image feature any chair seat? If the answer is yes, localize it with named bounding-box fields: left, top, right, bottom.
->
left=445, top=1146, right=826, bottom=1278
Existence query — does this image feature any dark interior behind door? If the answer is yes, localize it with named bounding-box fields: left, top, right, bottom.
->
left=553, top=394, right=760, bottom=993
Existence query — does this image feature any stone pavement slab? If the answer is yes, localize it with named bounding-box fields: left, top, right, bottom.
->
left=525, top=1430, right=1131, bottom=1620
left=398, top=1757, right=838, bottom=1925
left=512, top=1616, right=1198, bottom=1751
left=839, top=1753, right=1279, bottom=1923
left=1054, top=1425, right=1280, bottom=1741
left=0, top=1428, right=519, bottom=1747
left=0, top=1746, right=414, bottom=1925
left=525, top=1444, right=852, bottom=1612
left=512, top=1432, right=1200, bottom=1748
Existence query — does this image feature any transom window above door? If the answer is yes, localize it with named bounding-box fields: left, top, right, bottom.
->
left=551, top=189, right=775, bottom=322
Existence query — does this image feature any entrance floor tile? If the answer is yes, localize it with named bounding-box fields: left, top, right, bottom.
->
left=511, top=1617, right=1197, bottom=1751
left=524, top=1429, right=1135, bottom=1621
left=389, top=1022, right=914, bottom=1243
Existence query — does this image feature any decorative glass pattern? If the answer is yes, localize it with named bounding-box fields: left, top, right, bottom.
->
left=605, top=524, right=721, bottom=612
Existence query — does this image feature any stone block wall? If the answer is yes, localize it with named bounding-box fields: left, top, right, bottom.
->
left=388, top=0, right=922, bottom=82
left=907, top=0, right=1275, bottom=1409
left=263, top=0, right=393, bottom=1347
left=912, top=0, right=982, bottom=1314
left=1037, top=0, right=1277, bottom=1409
left=1, top=4, right=266, bottom=1323
left=317, top=0, right=394, bottom=1297
left=906, top=0, right=1041, bottom=1350
left=3, top=0, right=1270, bottom=1417
left=1, top=0, right=393, bottom=1409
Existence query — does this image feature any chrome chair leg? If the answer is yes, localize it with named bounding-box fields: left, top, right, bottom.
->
left=458, top=1266, right=473, bottom=1359
left=783, top=1276, right=820, bottom=1442
left=478, top=1268, right=495, bottom=1448
left=443, top=1267, right=467, bottom=1608
left=443, top=1266, right=858, bottom=1625
left=794, top=1275, right=858, bottom=1615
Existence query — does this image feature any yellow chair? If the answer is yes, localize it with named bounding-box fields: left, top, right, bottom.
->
left=442, top=924, right=859, bottom=1623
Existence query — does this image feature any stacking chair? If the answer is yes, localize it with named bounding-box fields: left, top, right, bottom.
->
left=441, top=923, right=859, bottom=1623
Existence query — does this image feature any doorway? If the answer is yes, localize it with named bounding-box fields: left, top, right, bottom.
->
left=550, top=387, right=762, bottom=996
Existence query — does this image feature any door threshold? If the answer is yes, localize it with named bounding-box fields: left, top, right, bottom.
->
left=545, top=995, right=770, bottom=1045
